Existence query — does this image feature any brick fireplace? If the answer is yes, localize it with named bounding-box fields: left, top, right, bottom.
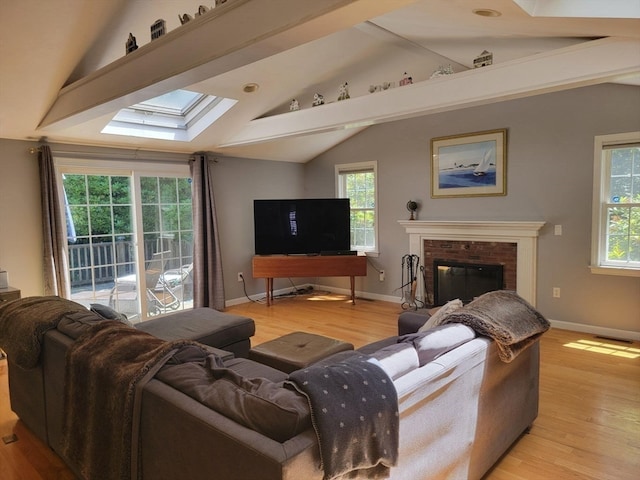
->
left=425, top=240, right=517, bottom=305
left=398, top=220, right=545, bottom=306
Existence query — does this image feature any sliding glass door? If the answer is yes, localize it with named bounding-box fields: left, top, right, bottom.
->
left=59, top=160, right=193, bottom=323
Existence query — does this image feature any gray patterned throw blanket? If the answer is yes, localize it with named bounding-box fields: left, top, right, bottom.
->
left=443, top=290, right=550, bottom=362
left=287, top=353, right=399, bottom=480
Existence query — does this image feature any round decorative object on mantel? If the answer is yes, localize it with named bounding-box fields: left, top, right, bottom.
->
left=406, top=200, right=418, bottom=220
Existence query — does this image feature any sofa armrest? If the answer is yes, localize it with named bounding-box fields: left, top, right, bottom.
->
left=201, top=344, right=234, bottom=361
left=397, top=309, right=432, bottom=335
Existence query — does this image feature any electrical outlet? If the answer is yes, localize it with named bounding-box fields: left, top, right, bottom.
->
left=379, top=270, right=385, bottom=282
left=553, top=287, right=561, bottom=298
left=237, top=272, right=244, bottom=282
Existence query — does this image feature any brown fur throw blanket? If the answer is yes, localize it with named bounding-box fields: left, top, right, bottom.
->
left=0, top=296, right=88, bottom=368
left=443, top=290, right=550, bottom=362
left=61, top=321, right=209, bottom=480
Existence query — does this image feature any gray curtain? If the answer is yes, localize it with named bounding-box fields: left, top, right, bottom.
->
left=190, top=153, right=225, bottom=310
left=38, top=145, right=70, bottom=297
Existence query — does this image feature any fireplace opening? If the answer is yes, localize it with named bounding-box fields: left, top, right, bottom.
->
left=433, top=260, right=504, bottom=306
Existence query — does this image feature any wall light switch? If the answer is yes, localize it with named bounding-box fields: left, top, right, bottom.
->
left=554, top=225, right=562, bottom=236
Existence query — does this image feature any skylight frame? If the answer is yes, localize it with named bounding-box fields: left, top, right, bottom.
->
left=101, top=89, right=237, bottom=142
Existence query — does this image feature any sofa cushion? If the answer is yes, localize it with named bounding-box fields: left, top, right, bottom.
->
left=57, top=310, right=110, bottom=339
left=401, top=323, right=476, bottom=366
left=418, top=299, right=463, bottom=332
left=136, top=308, right=254, bottom=349
left=224, top=357, right=289, bottom=382
left=156, top=358, right=310, bottom=442
left=89, top=303, right=133, bottom=327
left=369, top=343, right=420, bottom=380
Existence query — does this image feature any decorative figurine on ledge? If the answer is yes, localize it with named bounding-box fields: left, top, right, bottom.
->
left=430, top=64, right=454, bottom=79
left=196, top=5, right=209, bottom=16
left=399, top=72, right=413, bottom=86
left=369, top=82, right=395, bottom=93
left=179, top=13, right=193, bottom=25
left=312, top=93, right=325, bottom=107
left=289, top=99, right=300, bottom=111
left=406, top=200, right=419, bottom=221
left=125, top=33, right=138, bottom=55
left=474, top=50, right=493, bottom=68
left=337, top=82, right=350, bottom=101
left=150, top=19, right=166, bottom=41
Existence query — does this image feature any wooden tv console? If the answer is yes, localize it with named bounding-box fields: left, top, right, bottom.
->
left=252, top=255, right=367, bottom=306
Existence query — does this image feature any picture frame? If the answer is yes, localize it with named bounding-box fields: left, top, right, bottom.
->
left=430, top=128, right=507, bottom=198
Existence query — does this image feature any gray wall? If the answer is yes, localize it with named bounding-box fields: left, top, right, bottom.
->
left=0, top=140, right=305, bottom=301
left=1, top=84, right=638, bottom=336
left=209, top=156, right=305, bottom=300
left=305, top=84, right=640, bottom=336
left=0, top=139, right=45, bottom=296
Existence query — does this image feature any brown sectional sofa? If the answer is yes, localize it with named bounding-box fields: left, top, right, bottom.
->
left=0, top=294, right=545, bottom=480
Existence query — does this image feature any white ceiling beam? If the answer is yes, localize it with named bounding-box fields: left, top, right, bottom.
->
left=38, top=0, right=418, bottom=130
left=220, top=37, right=640, bottom=147
left=512, top=0, right=640, bottom=19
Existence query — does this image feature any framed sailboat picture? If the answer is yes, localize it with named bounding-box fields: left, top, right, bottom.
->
left=430, top=129, right=507, bottom=198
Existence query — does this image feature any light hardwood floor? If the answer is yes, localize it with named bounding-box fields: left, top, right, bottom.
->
left=1, top=292, right=638, bottom=479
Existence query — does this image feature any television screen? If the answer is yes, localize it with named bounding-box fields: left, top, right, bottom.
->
left=254, top=199, right=351, bottom=255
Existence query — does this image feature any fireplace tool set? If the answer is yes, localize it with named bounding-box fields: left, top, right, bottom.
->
left=400, top=254, right=424, bottom=310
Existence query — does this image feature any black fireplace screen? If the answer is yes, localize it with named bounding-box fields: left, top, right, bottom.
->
left=433, top=260, right=503, bottom=306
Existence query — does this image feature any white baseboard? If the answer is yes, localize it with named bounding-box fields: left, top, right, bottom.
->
left=311, top=283, right=404, bottom=305
left=549, top=319, right=640, bottom=342
left=227, top=288, right=639, bottom=342
left=225, top=283, right=316, bottom=307
left=225, top=283, right=404, bottom=307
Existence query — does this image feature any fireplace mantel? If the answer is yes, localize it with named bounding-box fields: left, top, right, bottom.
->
left=398, top=220, right=545, bottom=305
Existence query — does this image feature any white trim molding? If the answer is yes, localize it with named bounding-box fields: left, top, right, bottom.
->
left=550, top=319, right=640, bottom=342
left=399, top=220, right=545, bottom=306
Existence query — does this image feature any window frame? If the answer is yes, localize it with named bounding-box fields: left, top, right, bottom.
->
left=335, top=161, right=379, bottom=255
left=55, top=156, right=194, bottom=319
left=590, top=131, right=640, bottom=277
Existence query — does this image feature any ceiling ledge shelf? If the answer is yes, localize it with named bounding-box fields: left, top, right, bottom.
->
left=221, top=36, right=640, bottom=147
left=38, top=0, right=417, bottom=131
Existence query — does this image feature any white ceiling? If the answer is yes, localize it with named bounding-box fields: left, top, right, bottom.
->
left=1, top=0, right=639, bottom=163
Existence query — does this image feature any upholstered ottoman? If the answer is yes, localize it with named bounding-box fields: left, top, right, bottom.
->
left=136, top=308, right=255, bottom=358
left=249, top=331, right=354, bottom=373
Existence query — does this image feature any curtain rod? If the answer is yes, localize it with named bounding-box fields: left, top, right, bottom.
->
left=28, top=146, right=197, bottom=164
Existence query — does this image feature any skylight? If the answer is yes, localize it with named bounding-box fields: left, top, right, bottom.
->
left=136, top=89, right=202, bottom=114
left=101, top=89, right=237, bottom=141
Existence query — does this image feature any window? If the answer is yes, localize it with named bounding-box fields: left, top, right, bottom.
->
left=58, top=158, right=194, bottom=321
left=336, top=161, right=378, bottom=254
left=591, top=132, right=640, bottom=276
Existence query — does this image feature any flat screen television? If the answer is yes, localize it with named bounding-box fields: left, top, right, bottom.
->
left=254, top=198, right=351, bottom=255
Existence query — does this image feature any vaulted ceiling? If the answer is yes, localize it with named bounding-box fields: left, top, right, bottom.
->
left=1, top=0, right=639, bottom=162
